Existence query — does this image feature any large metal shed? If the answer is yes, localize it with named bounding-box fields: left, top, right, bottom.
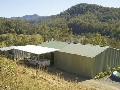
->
left=40, top=41, right=120, bottom=78
left=53, top=43, right=120, bottom=78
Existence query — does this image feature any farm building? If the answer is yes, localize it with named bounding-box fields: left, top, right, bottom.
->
left=0, top=45, right=58, bottom=61
left=0, top=46, right=31, bottom=60
left=40, top=41, right=120, bottom=78
left=0, top=41, right=120, bottom=78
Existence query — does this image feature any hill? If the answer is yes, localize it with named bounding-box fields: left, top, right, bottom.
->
left=9, top=3, right=120, bottom=39
left=0, top=57, right=97, bottom=90
left=41, top=3, right=120, bottom=39
left=11, top=14, right=50, bottom=23
left=0, top=3, right=120, bottom=48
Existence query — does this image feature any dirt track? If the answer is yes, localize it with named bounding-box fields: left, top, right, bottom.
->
left=81, top=76, right=120, bottom=90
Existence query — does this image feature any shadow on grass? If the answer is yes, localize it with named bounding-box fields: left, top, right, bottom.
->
left=16, top=60, right=90, bottom=82
left=46, top=66, right=90, bottom=82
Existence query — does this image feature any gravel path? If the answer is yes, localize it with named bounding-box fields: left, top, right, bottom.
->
left=81, top=75, right=120, bottom=90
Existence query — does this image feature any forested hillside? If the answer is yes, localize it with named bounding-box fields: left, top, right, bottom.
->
left=0, top=17, right=72, bottom=46
left=0, top=3, right=120, bottom=48
left=42, top=3, right=120, bottom=39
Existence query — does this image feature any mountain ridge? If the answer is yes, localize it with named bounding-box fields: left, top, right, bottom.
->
left=11, top=14, right=50, bottom=23
left=3, top=3, right=120, bottom=39
left=0, top=3, right=120, bottom=48
left=41, top=3, right=120, bottom=38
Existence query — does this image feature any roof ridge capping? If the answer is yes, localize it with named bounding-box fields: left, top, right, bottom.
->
left=59, top=43, right=110, bottom=58
left=39, top=40, right=69, bottom=49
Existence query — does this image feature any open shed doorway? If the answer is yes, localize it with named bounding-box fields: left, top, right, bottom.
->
left=51, top=52, right=54, bottom=65
left=43, top=52, right=55, bottom=66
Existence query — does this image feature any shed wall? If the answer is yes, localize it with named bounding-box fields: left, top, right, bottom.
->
left=93, top=48, right=120, bottom=76
left=44, top=53, right=54, bottom=65
left=54, top=51, right=94, bottom=78
left=13, top=49, right=30, bottom=60
left=44, top=53, right=51, bottom=60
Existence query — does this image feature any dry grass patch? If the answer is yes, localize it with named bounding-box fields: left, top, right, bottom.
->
left=0, top=57, right=98, bottom=90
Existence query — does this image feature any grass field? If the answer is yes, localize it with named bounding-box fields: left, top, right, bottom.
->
left=0, top=56, right=97, bottom=90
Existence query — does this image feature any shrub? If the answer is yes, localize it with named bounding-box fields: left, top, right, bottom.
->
left=95, top=65, right=120, bottom=79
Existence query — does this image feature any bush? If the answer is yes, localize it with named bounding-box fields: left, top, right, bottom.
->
left=95, top=65, right=120, bottom=79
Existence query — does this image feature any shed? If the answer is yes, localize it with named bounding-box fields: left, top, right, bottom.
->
left=0, top=45, right=59, bottom=61
left=54, top=43, right=120, bottom=78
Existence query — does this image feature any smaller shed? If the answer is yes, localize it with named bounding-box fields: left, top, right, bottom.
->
left=0, top=46, right=26, bottom=59
left=0, top=45, right=59, bottom=61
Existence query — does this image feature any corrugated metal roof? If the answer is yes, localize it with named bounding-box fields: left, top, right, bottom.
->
left=14, top=46, right=59, bottom=55
left=40, top=41, right=109, bottom=58
left=0, top=45, right=59, bottom=54
left=39, top=41, right=69, bottom=49
left=0, top=46, right=16, bottom=51
left=60, top=43, right=109, bottom=58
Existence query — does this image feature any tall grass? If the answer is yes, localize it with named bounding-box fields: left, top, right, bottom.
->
left=0, top=57, right=97, bottom=90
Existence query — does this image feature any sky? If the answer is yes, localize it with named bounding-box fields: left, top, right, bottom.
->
left=0, top=0, right=120, bottom=18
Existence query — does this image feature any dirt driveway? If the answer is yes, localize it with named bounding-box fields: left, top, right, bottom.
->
left=81, top=76, right=120, bottom=90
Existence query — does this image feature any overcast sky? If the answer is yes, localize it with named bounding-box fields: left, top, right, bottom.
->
left=0, top=0, right=120, bottom=18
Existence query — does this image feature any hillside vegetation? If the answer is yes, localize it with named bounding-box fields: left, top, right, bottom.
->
left=0, top=3, right=120, bottom=48
left=0, top=57, right=97, bottom=90
left=46, top=3, right=120, bottom=39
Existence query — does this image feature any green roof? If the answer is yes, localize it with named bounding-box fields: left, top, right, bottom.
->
left=40, top=41, right=109, bottom=58
left=39, top=41, right=69, bottom=49
left=60, top=43, right=109, bottom=58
